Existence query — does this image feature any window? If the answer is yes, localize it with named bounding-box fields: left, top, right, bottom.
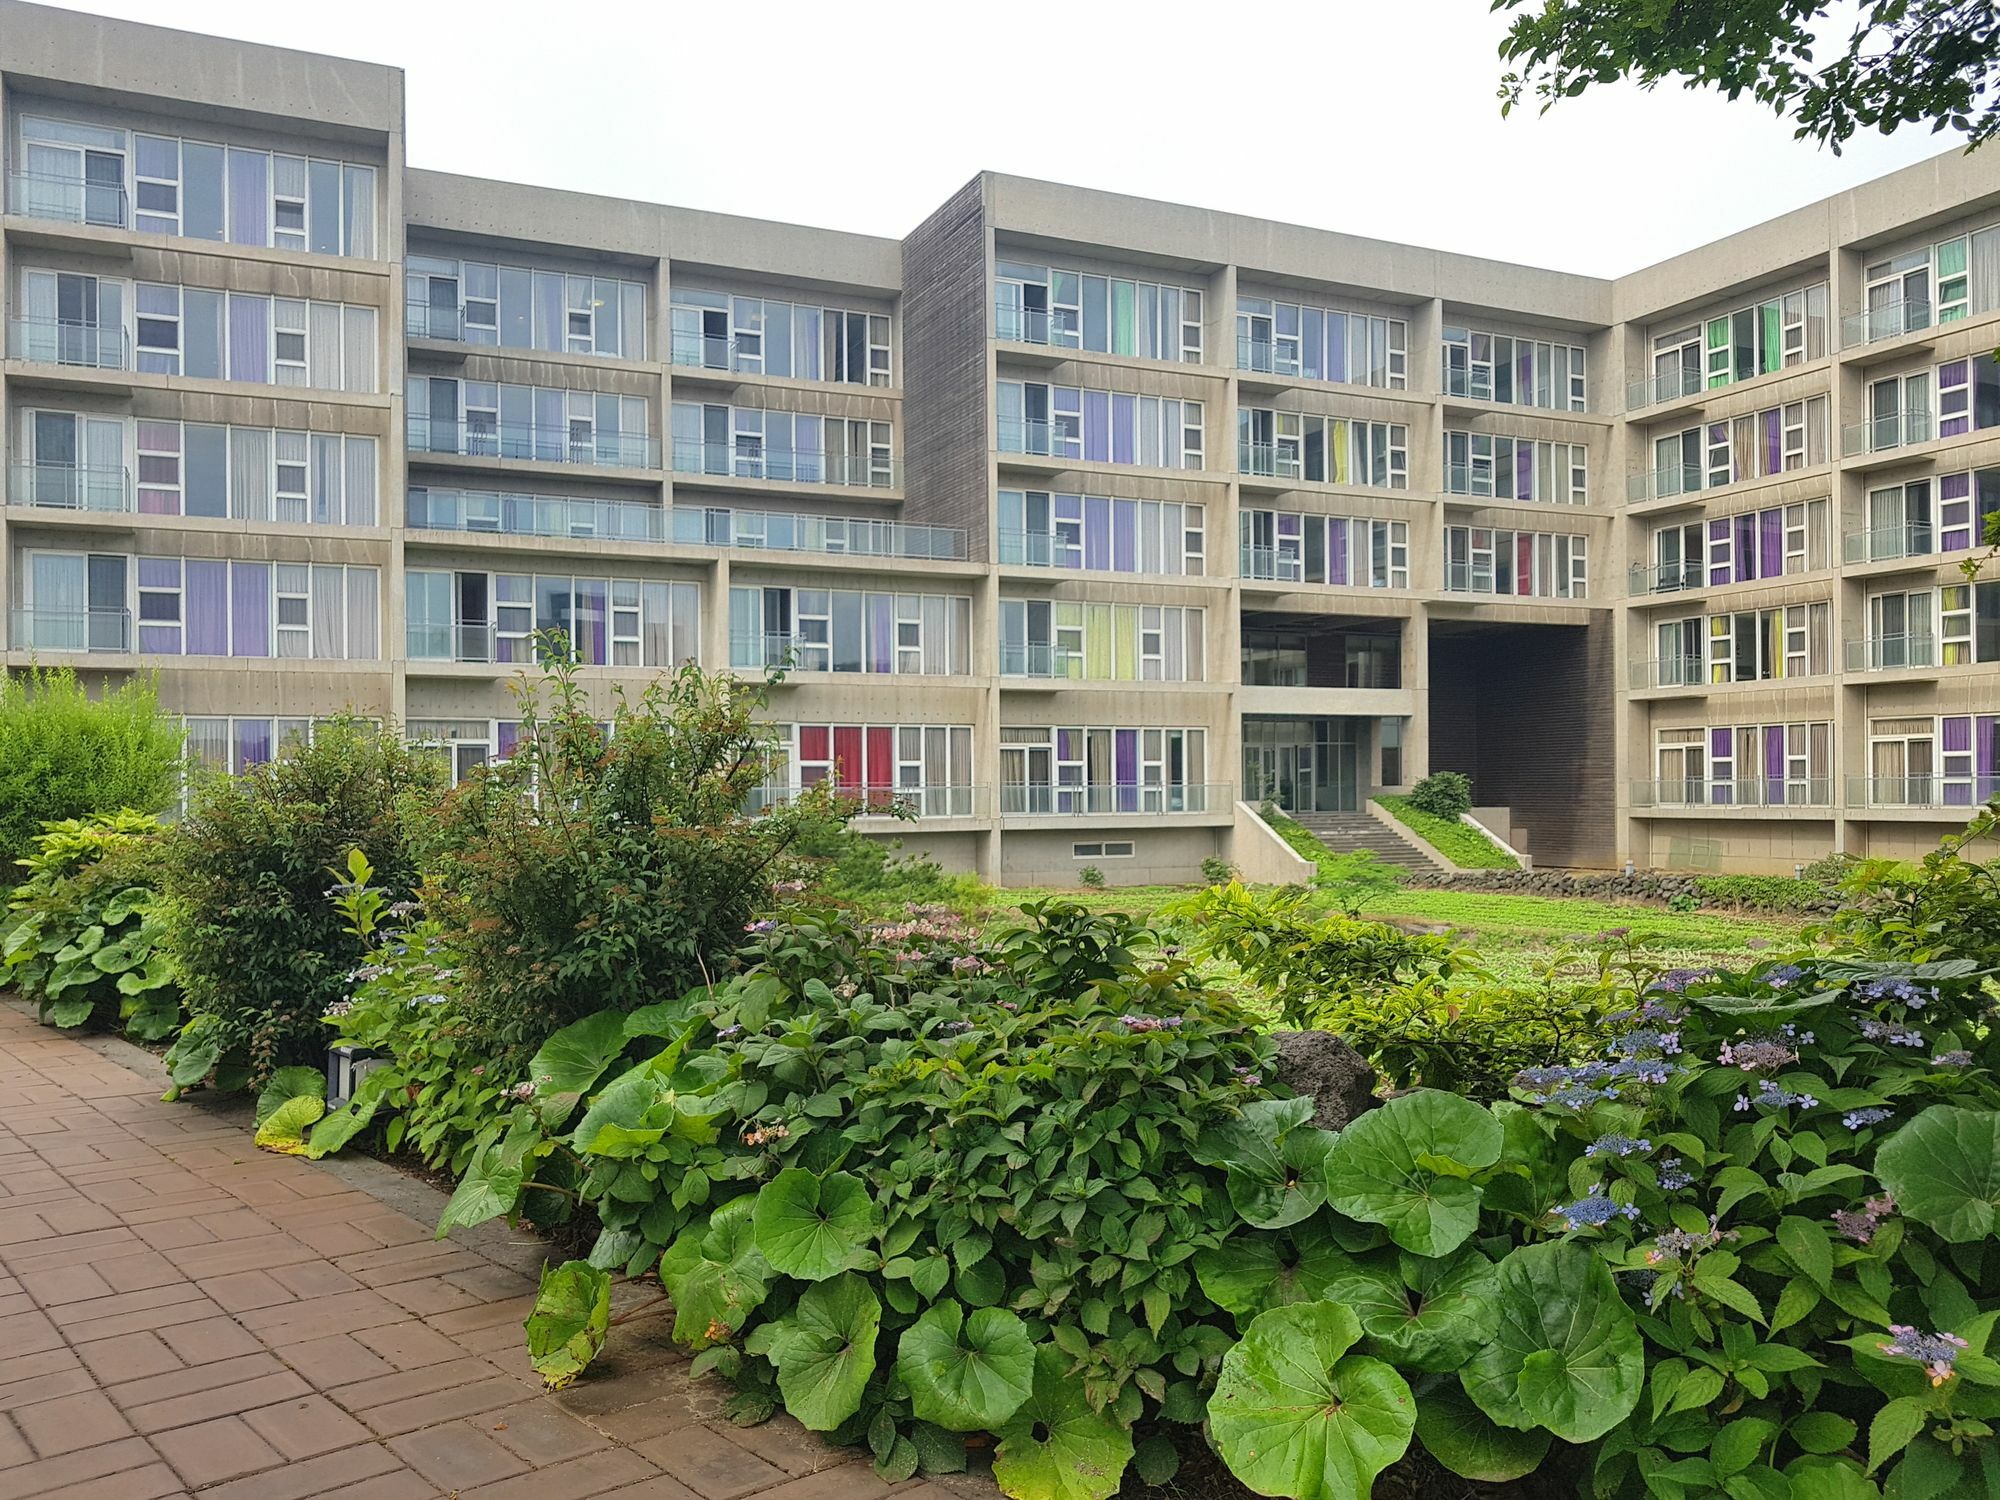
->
left=183, top=717, right=319, bottom=776
left=413, top=256, right=647, bottom=357
left=729, top=587, right=969, bottom=674
left=1702, top=501, right=1827, bottom=584
left=1693, top=285, right=1831, bottom=390
left=1441, top=326, right=1586, bottom=411
left=1000, top=599, right=1203, bottom=681
left=668, top=402, right=884, bottom=487
left=997, top=491, right=1202, bottom=575
left=1938, top=469, right=2000, bottom=551
left=1000, top=726, right=1208, bottom=815
left=994, top=261, right=1201, bottom=362
left=1443, top=528, right=1588, bottom=597
left=671, top=287, right=887, bottom=382
left=418, top=379, right=652, bottom=469
left=997, top=382, right=1204, bottom=470
left=126, top=557, right=378, bottom=659
left=409, top=571, right=698, bottom=667
left=1240, top=510, right=1408, bottom=588
left=1935, top=354, right=2000, bottom=438
left=1071, top=842, right=1135, bottom=859
left=1238, top=407, right=1405, bottom=489
left=127, top=283, right=374, bottom=390
left=1236, top=296, right=1405, bottom=387
left=1704, top=603, right=1829, bottom=681
left=780, top=723, right=976, bottom=816
left=1444, top=431, right=1588, bottom=504
left=1645, top=397, right=1828, bottom=496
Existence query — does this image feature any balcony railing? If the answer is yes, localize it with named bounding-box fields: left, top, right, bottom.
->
left=1628, top=561, right=1705, bottom=597
left=1626, top=367, right=1706, bottom=411
left=1240, top=659, right=1402, bottom=690
left=1844, top=523, right=1934, bottom=564
left=407, top=621, right=499, bottom=664
left=1629, top=657, right=1707, bottom=690
left=1842, top=407, right=1935, bottom=457
left=996, top=304, right=1056, bottom=347
left=671, top=440, right=898, bottom=490
left=6, top=170, right=127, bottom=228
left=670, top=331, right=741, bottom=370
left=1239, top=441, right=1298, bottom=480
left=1239, top=546, right=1308, bottom=583
left=1631, top=778, right=1834, bottom=809
left=405, top=305, right=464, bottom=342
left=672, top=506, right=966, bottom=560
left=1626, top=465, right=1704, bottom=504
left=1000, top=643, right=1077, bottom=678
left=6, top=462, right=133, bottom=512
left=1237, top=335, right=1298, bottom=377
left=730, top=631, right=804, bottom=671
left=1849, top=775, right=2000, bottom=810
left=997, top=417, right=1058, bottom=457
left=747, top=783, right=988, bottom=819
left=10, top=607, right=131, bottom=653
left=408, top=488, right=665, bottom=541
left=998, top=782, right=1231, bottom=817
left=409, top=415, right=660, bottom=470
left=1845, top=633, right=1938, bottom=672
left=1842, top=298, right=1933, bottom=347
left=7, top=317, right=128, bottom=369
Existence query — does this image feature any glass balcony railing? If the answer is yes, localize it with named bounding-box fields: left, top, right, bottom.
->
left=996, top=417, right=1057, bottom=457
left=1628, top=562, right=1705, bottom=597
left=1845, top=634, right=1939, bottom=672
left=672, top=506, right=966, bottom=560
left=7, top=317, right=128, bottom=369
left=10, top=607, right=131, bottom=653
left=998, top=782, right=1232, bottom=817
left=1626, top=465, right=1705, bottom=504
left=1238, top=441, right=1298, bottom=481
left=1237, top=335, right=1298, bottom=377
left=998, top=529, right=1060, bottom=568
left=670, top=331, right=739, bottom=370
left=407, top=489, right=665, bottom=541
left=6, top=170, right=127, bottom=228
left=730, top=631, right=803, bottom=671
left=406, top=621, right=499, bottom=664
left=1628, top=657, right=1707, bottom=690
left=1841, top=408, right=1935, bottom=457
left=6, top=462, right=132, bottom=511
left=1631, top=778, right=1833, bottom=809
left=405, top=305, right=464, bottom=342
left=408, top=415, right=660, bottom=469
left=1238, top=546, right=1304, bottom=583
left=1841, top=298, right=1933, bottom=347
left=671, top=440, right=898, bottom=490
left=1848, top=775, right=2000, bottom=810
left=747, top=783, right=988, bottom=819
left=999, top=643, right=1076, bottom=678
left=995, top=303, right=1056, bottom=347
left=1843, top=524, right=1934, bottom=564
left=1626, top=367, right=1706, bottom=411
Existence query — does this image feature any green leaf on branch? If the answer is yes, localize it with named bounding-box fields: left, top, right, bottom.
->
left=1414, top=1383, right=1549, bottom=1483
left=1874, top=1107, right=2000, bottom=1243
left=1463, top=1241, right=1643, bottom=1443
left=752, top=1169, right=877, bottom=1281
left=763, top=1272, right=880, bottom=1431
left=993, top=1345, right=1134, bottom=1500
left=896, top=1300, right=1035, bottom=1432
left=659, top=1197, right=772, bottom=1349
left=1321, top=1090, right=1502, bottom=1256
left=524, top=1259, right=611, bottom=1391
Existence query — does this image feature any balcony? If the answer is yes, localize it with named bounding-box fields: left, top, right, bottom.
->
left=1629, top=657, right=1707, bottom=691
left=998, top=417, right=1061, bottom=458
left=1844, top=524, right=1934, bottom=565
left=406, top=621, right=500, bottom=665
left=1628, top=561, right=1705, bottom=598
left=1841, top=299, right=1933, bottom=348
left=1626, top=465, right=1704, bottom=505
left=1631, top=778, right=1833, bottom=810
left=1841, top=408, right=1934, bottom=458
left=995, top=304, right=1057, bottom=347
left=1849, top=775, right=2000, bottom=811
left=1845, top=633, right=1938, bottom=672
left=1000, top=643, right=1075, bottom=678
left=730, top=631, right=803, bottom=672
left=673, top=506, right=966, bottom=561
left=406, top=305, right=464, bottom=342
left=1238, top=441, right=1296, bottom=482
left=7, top=318, right=129, bottom=370
left=1237, top=335, right=1297, bottom=377
left=409, top=415, right=660, bottom=470
left=6, top=170, right=127, bottom=229
left=10, top=607, right=130, bottom=653
left=1626, top=367, right=1707, bottom=411
left=747, top=783, right=988, bottom=820
left=6, top=463, right=133, bottom=512
left=407, top=489, right=665, bottom=542
left=671, top=440, right=898, bottom=491
left=998, top=782, right=1232, bottom=817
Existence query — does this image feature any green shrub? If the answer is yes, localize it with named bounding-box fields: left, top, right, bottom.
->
left=160, top=717, right=441, bottom=1091
left=0, top=667, right=184, bottom=881
left=1406, top=770, right=1472, bottom=820
left=1375, top=794, right=1517, bottom=868
left=795, top=828, right=988, bottom=918
left=1077, top=864, right=1105, bottom=888
left=417, top=655, right=847, bottom=1065
left=1816, top=804, right=2000, bottom=965
left=1263, top=811, right=1408, bottom=910
left=1200, top=855, right=1237, bottom=886
left=1692, top=873, right=1829, bottom=913
left=2, top=811, right=178, bottom=1038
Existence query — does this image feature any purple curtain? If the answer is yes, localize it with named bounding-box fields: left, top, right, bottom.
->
left=233, top=718, right=273, bottom=772
left=1942, top=361, right=1971, bottom=437
left=1734, top=514, right=1758, bottom=581
left=1946, top=716, right=1973, bottom=805
left=228, top=295, right=269, bottom=384
left=1112, top=502, right=1136, bottom=572
left=1110, top=395, right=1136, bottom=465
left=1981, top=717, right=1999, bottom=799
left=230, top=562, right=269, bottom=657
left=225, top=149, right=267, bottom=246
left=1709, top=519, right=1731, bottom=585
left=137, top=558, right=180, bottom=654
left=868, top=594, right=893, bottom=673
left=577, top=578, right=607, bottom=665
left=1943, top=472, right=1973, bottom=550
left=1083, top=392, right=1111, bottom=463
left=1760, top=510, right=1783, bottom=577
left=1762, top=410, right=1782, bottom=475
left=1711, top=729, right=1733, bottom=805
left=1765, top=727, right=1785, bottom=801
left=1329, top=520, right=1349, bottom=585
left=1085, top=496, right=1111, bottom=571
left=1516, top=444, right=1532, bottom=498
left=186, top=560, right=228, bottom=656
left=1116, top=729, right=1138, bottom=812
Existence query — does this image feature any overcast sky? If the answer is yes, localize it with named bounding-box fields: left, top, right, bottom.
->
left=38, top=0, right=1974, bottom=276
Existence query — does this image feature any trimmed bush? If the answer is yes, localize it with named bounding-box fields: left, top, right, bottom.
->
left=1405, top=769, right=1472, bottom=820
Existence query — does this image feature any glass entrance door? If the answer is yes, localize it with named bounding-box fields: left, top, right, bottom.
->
left=1242, top=718, right=1360, bottom=813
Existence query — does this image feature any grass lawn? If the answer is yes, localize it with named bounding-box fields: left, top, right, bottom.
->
left=1373, top=795, right=1518, bottom=869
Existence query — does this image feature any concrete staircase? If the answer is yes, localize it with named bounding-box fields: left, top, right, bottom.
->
left=1286, top=811, right=1445, bottom=871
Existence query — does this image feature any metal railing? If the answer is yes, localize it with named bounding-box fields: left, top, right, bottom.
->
left=406, top=621, right=499, bottom=664
left=730, top=631, right=806, bottom=670
left=408, top=415, right=660, bottom=469
left=1844, top=523, right=1934, bottom=564
left=996, top=304, right=1057, bottom=347
left=6, top=462, right=133, bottom=512
left=673, top=506, right=966, bottom=560
left=1629, top=657, right=1707, bottom=690
left=1239, top=546, right=1308, bottom=583
left=1239, top=441, right=1301, bottom=480
left=1240, top=658, right=1402, bottom=690
left=1842, top=298, right=1933, bottom=347
left=7, top=317, right=128, bottom=369
left=405, top=305, right=464, bottom=342
left=999, top=643, right=1077, bottom=678
left=670, top=440, right=899, bottom=490
left=408, top=489, right=665, bottom=541
left=1842, top=407, right=1935, bottom=457
left=997, top=417, right=1057, bottom=457
left=10, top=607, right=131, bottom=653
left=747, top=783, right=988, bottom=819
left=1631, top=777, right=1833, bottom=809
left=6, top=170, right=127, bottom=228
left=1626, top=366, right=1706, bottom=410
left=1845, top=633, right=1939, bottom=671
left=998, top=782, right=1232, bottom=817
left=998, top=529, right=1064, bottom=568
left=1628, top=561, right=1705, bottom=597
left=670, top=332, right=740, bottom=370
left=1849, top=775, right=2000, bottom=809
left=1626, top=465, right=1704, bottom=504
left=1237, top=335, right=1297, bottom=377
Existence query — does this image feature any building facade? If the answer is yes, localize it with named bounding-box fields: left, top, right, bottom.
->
left=4, top=3, right=1999, bottom=881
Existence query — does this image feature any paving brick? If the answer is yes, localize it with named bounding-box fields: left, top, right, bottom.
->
left=317, top=1472, right=438, bottom=1500
left=267, top=1258, right=362, bottom=1299
left=123, top=1368, right=311, bottom=1435
left=104, top=1352, right=283, bottom=1412
left=196, top=1269, right=297, bottom=1313
left=387, top=1418, right=529, bottom=1487
left=18, top=1264, right=113, bottom=1305
left=635, top=1423, right=791, bottom=1500
left=29, top=1460, right=189, bottom=1500
left=12, top=1390, right=135, bottom=1458
left=358, top=1376, right=525, bottom=1437
left=239, top=1288, right=409, bottom=1345
left=592, top=1478, right=706, bottom=1500
left=354, top=1318, right=466, bottom=1370
left=151, top=1414, right=287, bottom=1487
left=581, top=1395, right=712, bottom=1444
left=0, top=1409, right=31, bottom=1466
left=0, top=1353, right=94, bottom=1413
left=713, top=1413, right=863, bottom=1477
left=459, top=1446, right=661, bottom=1500
left=485, top=1399, right=613, bottom=1465
left=274, top=1332, right=396, bottom=1389
left=165, top=1315, right=264, bottom=1365
left=92, top=1253, right=187, bottom=1295
left=73, top=1331, right=183, bottom=1385
left=198, top=1442, right=403, bottom=1500
left=332, top=1357, right=505, bottom=1412
left=241, top=1392, right=374, bottom=1460
left=3, top=1437, right=165, bottom=1500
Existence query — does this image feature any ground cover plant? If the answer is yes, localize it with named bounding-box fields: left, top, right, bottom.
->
left=1374, top=794, right=1517, bottom=869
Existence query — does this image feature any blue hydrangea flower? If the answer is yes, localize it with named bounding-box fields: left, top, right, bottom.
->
left=1734, top=1078, right=1818, bottom=1112
left=1585, top=1134, right=1653, bottom=1158
left=1656, top=1156, right=1694, bottom=1191
left=1552, top=1185, right=1641, bottom=1230
left=1879, top=1325, right=1970, bottom=1386
left=1842, top=1107, right=1894, bottom=1130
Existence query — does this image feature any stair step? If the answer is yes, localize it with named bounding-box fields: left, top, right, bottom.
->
left=1282, top=811, right=1442, bottom=870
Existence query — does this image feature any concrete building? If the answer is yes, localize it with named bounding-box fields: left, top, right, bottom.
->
left=4, top=2, right=1998, bottom=882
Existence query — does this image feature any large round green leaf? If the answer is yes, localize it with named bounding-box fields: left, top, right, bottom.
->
left=1414, top=1383, right=1550, bottom=1483
left=660, top=1197, right=772, bottom=1349
left=993, top=1345, right=1134, bottom=1500
left=255, top=1065, right=326, bottom=1127
left=1209, top=1301, right=1416, bottom=1500
left=1196, top=1221, right=1361, bottom=1322
left=1463, top=1242, right=1643, bottom=1443
left=767, top=1272, right=880, bottom=1431
left=1321, top=1090, right=1502, bottom=1256
left=1326, top=1246, right=1501, bottom=1373
left=897, top=1299, right=1035, bottom=1431
left=526, top=1010, right=630, bottom=1127
left=1875, top=1106, right=2000, bottom=1243
left=1192, top=1098, right=1338, bottom=1230
left=753, top=1168, right=877, bottom=1280
left=525, top=1260, right=612, bottom=1391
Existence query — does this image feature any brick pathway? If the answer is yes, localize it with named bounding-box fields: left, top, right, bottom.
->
left=0, top=1004, right=961, bottom=1500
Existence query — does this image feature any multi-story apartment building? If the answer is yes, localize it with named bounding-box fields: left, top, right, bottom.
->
left=5, top=4, right=2000, bottom=881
